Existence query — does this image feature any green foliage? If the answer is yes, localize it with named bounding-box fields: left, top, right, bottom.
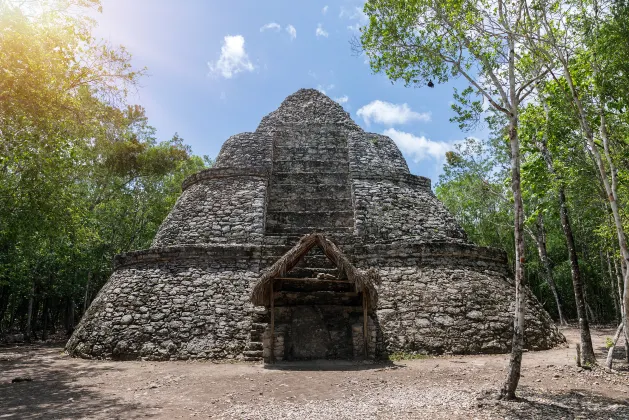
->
left=0, top=1, right=209, bottom=336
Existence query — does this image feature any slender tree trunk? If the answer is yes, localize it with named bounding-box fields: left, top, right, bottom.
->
left=501, top=109, right=526, bottom=400
left=557, top=187, right=597, bottom=364
left=605, top=323, right=624, bottom=370
left=607, top=252, right=622, bottom=324
left=531, top=213, right=567, bottom=325
left=66, top=297, right=75, bottom=336
left=42, top=297, right=48, bottom=341
left=535, top=116, right=596, bottom=362
left=25, top=281, right=34, bottom=342
left=598, top=111, right=629, bottom=349
left=83, top=271, right=92, bottom=315
left=562, top=60, right=629, bottom=356
left=613, top=258, right=629, bottom=363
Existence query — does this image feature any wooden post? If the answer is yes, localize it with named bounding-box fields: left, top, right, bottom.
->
left=363, top=293, right=368, bottom=357
left=270, top=280, right=275, bottom=364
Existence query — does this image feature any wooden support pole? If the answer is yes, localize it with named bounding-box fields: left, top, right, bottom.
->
left=363, top=293, right=368, bottom=357
left=270, top=281, right=275, bottom=364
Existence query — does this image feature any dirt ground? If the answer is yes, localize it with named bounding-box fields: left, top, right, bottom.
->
left=1, top=327, right=628, bottom=419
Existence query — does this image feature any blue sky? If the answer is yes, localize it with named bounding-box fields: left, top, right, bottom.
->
left=91, top=0, right=485, bottom=184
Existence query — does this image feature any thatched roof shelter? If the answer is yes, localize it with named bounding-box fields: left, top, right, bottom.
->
left=250, top=233, right=379, bottom=308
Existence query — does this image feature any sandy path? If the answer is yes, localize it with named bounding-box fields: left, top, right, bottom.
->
left=1, top=327, right=628, bottom=419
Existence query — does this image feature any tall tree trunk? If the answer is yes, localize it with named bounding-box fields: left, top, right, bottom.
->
left=599, top=111, right=629, bottom=349
left=83, top=271, right=92, bottom=315
left=606, top=252, right=621, bottom=324
left=534, top=112, right=596, bottom=363
left=613, top=258, right=629, bottom=363
left=25, top=281, right=34, bottom=342
left=500, top=109, right=526, bottom=400
left=42, top=297, right=48, bottom=341
left=531, top=213, right=567, bottom=325
left=560, top=62, right=629, bottom=360
left=605, top=323, right=624, bottom=370
left=66, top=297, right=75, bottom=336
left=557, top=186, right=597, bottom=364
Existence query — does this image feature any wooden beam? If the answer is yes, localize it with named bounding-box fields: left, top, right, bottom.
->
left=270, top=280, right=275, bottom=364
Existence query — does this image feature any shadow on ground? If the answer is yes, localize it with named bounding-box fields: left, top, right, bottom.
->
left=0, top=345, right=149, bottom=420
left=264, top=359, right=399, bottom=372
left=495, top=387, right=629, bottom=419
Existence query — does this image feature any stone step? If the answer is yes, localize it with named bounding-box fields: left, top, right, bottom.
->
left=265, top=225, right=355, bottom=235
left=275, top=278, right=355, bottom=293
left=273, top=146, right=348, bottom=161
left=274, top=138, right=348, bottom=149
left=266, top=210, right=354, bottom=228
left=266, top=198, right=353, bottom=212
left=243, top=349, right=263, bottom=361
left=251, top=322, right=268, bottom=332
left=273, top=159, right=349, bottom=173
left=262, top=235, right=353, bottom=247
left=283, top=267, right=341, bottom=278
left=245, top=342, right=264, bottom=351
left=271, top=172, right=350, bottom=185
left=268, top=183, right=351, bottom=198
left=273, top=290, right=362, bottom=306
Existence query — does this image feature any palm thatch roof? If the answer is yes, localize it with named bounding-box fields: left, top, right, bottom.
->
left=250, top=233, right=379, bottom=308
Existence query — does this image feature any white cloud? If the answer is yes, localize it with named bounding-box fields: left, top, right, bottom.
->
left=219, top=91, right=226, bottom=100
left=316, top=23, right=329, bottom=38
left=285, top=24, right=297, bottom=40
left=384, top=128, right=453, bottom=162
left=308, top=70, right=317, bottom=79
left=322, top=5, right=328, bottom=14
left=357, top=100, right=431, bottom=125
left=334, top=95, right=349, bottom=104
left=260, top=22, right=281, bottom=32
left=208, top=35, right=255, bottom=79
left=342, top=5, right=368, bottom=32
left=316, top=84, right=335, bottom=94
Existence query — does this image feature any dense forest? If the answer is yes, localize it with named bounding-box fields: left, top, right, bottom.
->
left=360, top=0, right=629, bottom=396
left=0, top=1, right=210, bottom=341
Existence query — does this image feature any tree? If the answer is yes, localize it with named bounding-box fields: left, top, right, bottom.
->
left=519, top=94, right=596, bottom=363
left=361, top=0, right=549, bottom=399
left=524, top=0, right=629, bottom=354
left=0, top=0, right=210, bottom=338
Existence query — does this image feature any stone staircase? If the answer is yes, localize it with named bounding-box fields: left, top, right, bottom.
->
left=244, top=130, right=358, bottom=362
left=265, top=131, right=355, bottom=238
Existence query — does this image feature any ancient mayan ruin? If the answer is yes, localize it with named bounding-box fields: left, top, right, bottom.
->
left=66, top=88, right=565, bottom=362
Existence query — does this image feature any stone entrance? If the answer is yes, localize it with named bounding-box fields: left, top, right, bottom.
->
left=265, top=278, right=367, bottom=361
left=249, top=234, right=378, bottom=363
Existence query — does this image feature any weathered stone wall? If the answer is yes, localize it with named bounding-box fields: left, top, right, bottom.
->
left=373, top=266, right=561, bottom=355
left=212, top=132, right=273, bottom=169
left=348, top=241, right=563, bottom=355
left=351, top=178, right=467, bottom=243
left=152, top=176, right=268, bottom=247
left=347, top=131, right=409, bottom=176
left=67, top=247, right=260, bottom=360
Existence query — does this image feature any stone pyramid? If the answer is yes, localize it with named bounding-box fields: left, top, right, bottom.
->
left=67, top=89, right=564, bottom=361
